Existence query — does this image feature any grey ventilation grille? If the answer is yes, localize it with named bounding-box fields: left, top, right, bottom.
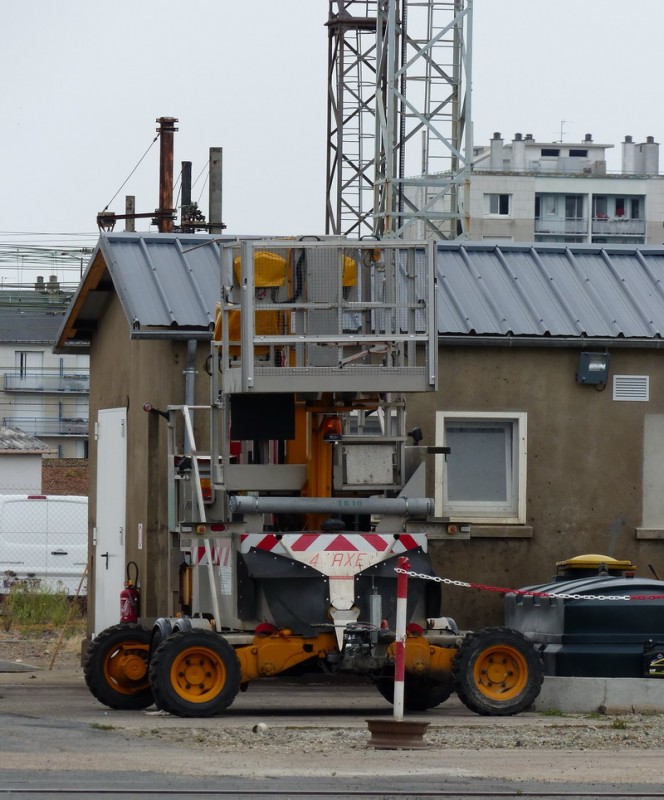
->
left=613, top=375, right=649, bottom=402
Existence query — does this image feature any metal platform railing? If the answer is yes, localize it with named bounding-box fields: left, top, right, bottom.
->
left=214, top=239, right=437, bottom=394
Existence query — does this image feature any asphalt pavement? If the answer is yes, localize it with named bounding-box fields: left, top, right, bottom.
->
left=2, top=665, right=664, bottom=799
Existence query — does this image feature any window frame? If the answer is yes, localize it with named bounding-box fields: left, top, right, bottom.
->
left=484, top=193, right=511, bottom=216
left=434, top=411, right=527, bottom=524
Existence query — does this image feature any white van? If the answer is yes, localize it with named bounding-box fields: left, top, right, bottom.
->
left=0, top=495, right=88, bottom=596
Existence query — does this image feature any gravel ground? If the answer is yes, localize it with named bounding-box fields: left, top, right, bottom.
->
left=134, top=711, right=664, bottom=753
left=0, top=627, right=84, bottom=670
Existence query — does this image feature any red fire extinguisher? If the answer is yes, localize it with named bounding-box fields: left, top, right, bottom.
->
left=120, top=561, right=140, bottom=623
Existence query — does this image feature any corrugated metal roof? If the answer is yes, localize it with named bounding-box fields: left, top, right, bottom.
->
left=96, top=232, right=221, bottom=330
left=0, top=427, right=52, bottom=454
left=436, top=242, right=664, bottom=339
left=55, top=232, right=227, bottom=351
left=56, top=235, right=664, bottom=351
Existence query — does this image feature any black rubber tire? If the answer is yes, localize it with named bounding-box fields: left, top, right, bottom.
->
left=149, top=629, right=241, bottom=717
left=375, top=672, right=454, bottom=712
left=149, top=618, right=173, bottom=661
left=83, top=623, right=153, bottom=710
left=452, top=626, right=543, bottom=716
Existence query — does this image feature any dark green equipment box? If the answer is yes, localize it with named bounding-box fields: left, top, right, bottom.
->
left=505, top=572, right=664, bottom=678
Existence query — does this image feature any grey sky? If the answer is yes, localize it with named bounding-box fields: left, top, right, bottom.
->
left=1, top=0, right=663, bottom=263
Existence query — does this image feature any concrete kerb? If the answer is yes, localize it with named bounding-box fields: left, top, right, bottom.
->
left=0, top=659, right=36, bottom=673
left=0, top=661, right=85, bottom=684
left=535, top=676, right=664, bottom=714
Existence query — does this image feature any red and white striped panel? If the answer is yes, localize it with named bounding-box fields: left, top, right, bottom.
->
left=191, top=543, right=233, bottom=568
left=239, top=532, right=426, bottom=577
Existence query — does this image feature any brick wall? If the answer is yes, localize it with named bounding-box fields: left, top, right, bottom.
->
left=42, top=459, right=88, bottom=496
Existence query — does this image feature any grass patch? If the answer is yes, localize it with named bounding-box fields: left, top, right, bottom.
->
left=2, top=582, right=84, bottom=632
left=539, top=708, right=564, bottom=717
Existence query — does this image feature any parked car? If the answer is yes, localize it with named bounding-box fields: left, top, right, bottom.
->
left=0, top=495, right=87, bottom=596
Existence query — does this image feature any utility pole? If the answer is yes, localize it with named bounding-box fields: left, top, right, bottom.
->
left=124, top=197, right=135, bottom=232
left=209, top=147, right=224, bottom=235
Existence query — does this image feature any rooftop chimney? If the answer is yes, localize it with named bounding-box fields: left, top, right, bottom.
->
left=512, top=133, right=526, bottom=170
left=622, top=135, right=636, bottom=173
left=490, top=132, right=504, bottom=171
left=584, top=133, right=593, bottom=142
left=641, top=136, right=659, bottom=174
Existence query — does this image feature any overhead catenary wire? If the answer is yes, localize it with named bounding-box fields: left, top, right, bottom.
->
left=100, top=132, right=160, bottom=212
left=0, top=242, right=95, bottom=283
left=194, top=160, right=210, bottom=205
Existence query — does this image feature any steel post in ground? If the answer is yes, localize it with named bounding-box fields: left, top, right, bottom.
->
left=393, top=555, right=410, bottom=721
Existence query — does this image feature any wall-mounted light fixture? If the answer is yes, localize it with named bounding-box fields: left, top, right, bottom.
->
left=576, top=351, right=610, bottom=386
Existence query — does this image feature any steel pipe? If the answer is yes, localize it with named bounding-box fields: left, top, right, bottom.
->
left=228, top=495, right=433, bottom=517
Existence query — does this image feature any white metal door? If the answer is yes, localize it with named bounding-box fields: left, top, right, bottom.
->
left=94, top=408, right=127, bottom=635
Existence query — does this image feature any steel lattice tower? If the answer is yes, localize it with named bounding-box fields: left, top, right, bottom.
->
left=326, top=0, right=473, bottom=239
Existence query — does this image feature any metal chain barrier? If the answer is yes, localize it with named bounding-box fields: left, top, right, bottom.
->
left=395, top=567, right=664, bottom=601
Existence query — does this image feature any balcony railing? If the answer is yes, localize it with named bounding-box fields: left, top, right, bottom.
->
left=2, top=416, right=89, bottom=437
left=534, top=217, right=646, bottom=239
left=591, top=218, right=646, bottom=236
left=534, top=217, right=588, bottom=235
left=3, top=371, right=89, bottom=394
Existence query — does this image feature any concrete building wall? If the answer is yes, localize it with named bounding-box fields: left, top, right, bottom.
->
left=87, top=294, right=211, bottom=621
left=644, top=178, right=664, bottom=244
left=0, top=454, right=42, bottom=494
left=468, top=174, right=535, bottom=241
left=84, top=290, right=664, bottom=637
left=409, top=344, right=664, bottom=630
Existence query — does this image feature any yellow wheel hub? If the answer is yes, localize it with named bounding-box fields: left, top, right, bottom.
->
left=473, top=644, right=528, bottom=701
left=103, top=642, right=149, bottom=695
left=170, top=646, right=227, bottom=703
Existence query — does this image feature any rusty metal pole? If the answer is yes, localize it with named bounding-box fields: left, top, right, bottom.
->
left=156, top=116, right=178, bottom=233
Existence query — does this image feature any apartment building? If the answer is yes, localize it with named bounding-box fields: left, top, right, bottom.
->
left=0, top=277, right=89, bottom=459
left=406, top=132, right=664, bottom=244
left=469, top=132, right=664, bottom=244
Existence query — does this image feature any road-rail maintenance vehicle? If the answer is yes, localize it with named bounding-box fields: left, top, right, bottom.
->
left=84, top=238, right=543, bottom=717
